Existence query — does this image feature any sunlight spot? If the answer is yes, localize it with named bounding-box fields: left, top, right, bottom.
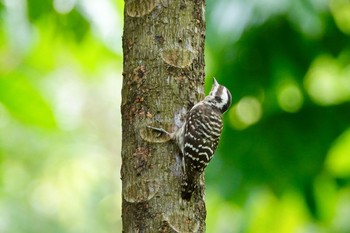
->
left=212, top=1, right=251, bottom=40
left=277, top=82, right=303, bottom=113
left=54, top=0, right=77, bottom=14
left=333, top=189, right=350, bottom=232
left=325, top=129, right=350, bottom=177
left=246, top=188, right=310, bottom=233
left=237, top=96, right=262, bottom=125
left=30, top=182, right=59, bottom=216
left=3, top=0, right=34, bottom=53
left=211, top=0, right=289, bottom=40
left=304, top=55, right=350, bottom=105
left=229, top=96, right=262, bottom=130
left=48, top=69, right=86, bottom=130
left=330, top=0, right=350, bottom=35
left=78, top=0, right=122, bottom=53
left=0, top=212, right=8, bottom=233
left=206, top=191, right=242, bottom=233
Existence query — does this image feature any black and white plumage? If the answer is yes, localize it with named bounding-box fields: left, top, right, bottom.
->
left=146, top=78, right=232, bottom=200
left=174, top=78, right=232, bottom=200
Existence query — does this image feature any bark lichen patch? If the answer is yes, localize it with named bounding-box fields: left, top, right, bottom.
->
left=125, top=38, right=135, bottom=51
left=128, top=65, right=146, bottom=87
left=126, top=0, right=160, bottom=17
left=146, top=111, right=153, bottom=118
left=174, top=75, right=186, bottom=84
left=122, top=65, right=154, bottom=122
left=133, top=147, right=150, bottom=176
left=161, top=48, right=195, bottom=68
left=155, top=35, right=164, bottom=45
left=123, top=179, right=160, bottom=203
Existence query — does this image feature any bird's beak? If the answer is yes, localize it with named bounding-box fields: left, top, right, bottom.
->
left=213, top=77, right=218, bottom=86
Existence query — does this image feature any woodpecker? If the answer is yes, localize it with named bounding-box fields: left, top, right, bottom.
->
left=148, top=78, right=232, bottom=200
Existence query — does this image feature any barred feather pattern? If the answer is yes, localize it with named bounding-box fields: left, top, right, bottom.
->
left=181, top=103, right=223, bottom=200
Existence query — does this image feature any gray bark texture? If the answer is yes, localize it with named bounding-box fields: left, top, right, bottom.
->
left=121, top=0, right=206, bottom=232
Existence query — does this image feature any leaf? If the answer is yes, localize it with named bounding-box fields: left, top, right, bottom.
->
left=326, top=128, right=350, bottom=177
left=0, top=72, right=56, bottom=128
left=27, top=0, right=53, bottom=22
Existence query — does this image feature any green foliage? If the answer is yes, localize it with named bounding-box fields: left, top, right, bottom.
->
left=0, top=72, right=56, bottom=128
left=27, top=0, right=53, bottom=21
left=0, top=0, right=121, bottom=232
left=205, top=0, right=350, bottom=231
left=54, top=9, right=90, bottom=42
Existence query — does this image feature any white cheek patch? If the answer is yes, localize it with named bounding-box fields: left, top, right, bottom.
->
left=216, top=88, right=228, bottom=109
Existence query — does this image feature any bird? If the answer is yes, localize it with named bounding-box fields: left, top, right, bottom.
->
left=148, top=78, right=232, bottom=200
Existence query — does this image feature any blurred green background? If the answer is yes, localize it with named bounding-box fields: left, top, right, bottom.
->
left=1, top=0, right=350, bottom=232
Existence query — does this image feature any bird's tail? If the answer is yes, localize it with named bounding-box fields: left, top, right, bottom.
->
left=181, top=176, right=197, bottom=201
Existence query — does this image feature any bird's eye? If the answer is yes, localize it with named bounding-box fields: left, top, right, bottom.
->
left=215, top=96, right=222, bottom=102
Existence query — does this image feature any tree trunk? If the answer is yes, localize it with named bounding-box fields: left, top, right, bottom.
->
left=121, top=0, right=206, bottom=232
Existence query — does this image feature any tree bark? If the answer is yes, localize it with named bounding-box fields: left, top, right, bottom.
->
left=121, top=0, right=206, bottom=232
